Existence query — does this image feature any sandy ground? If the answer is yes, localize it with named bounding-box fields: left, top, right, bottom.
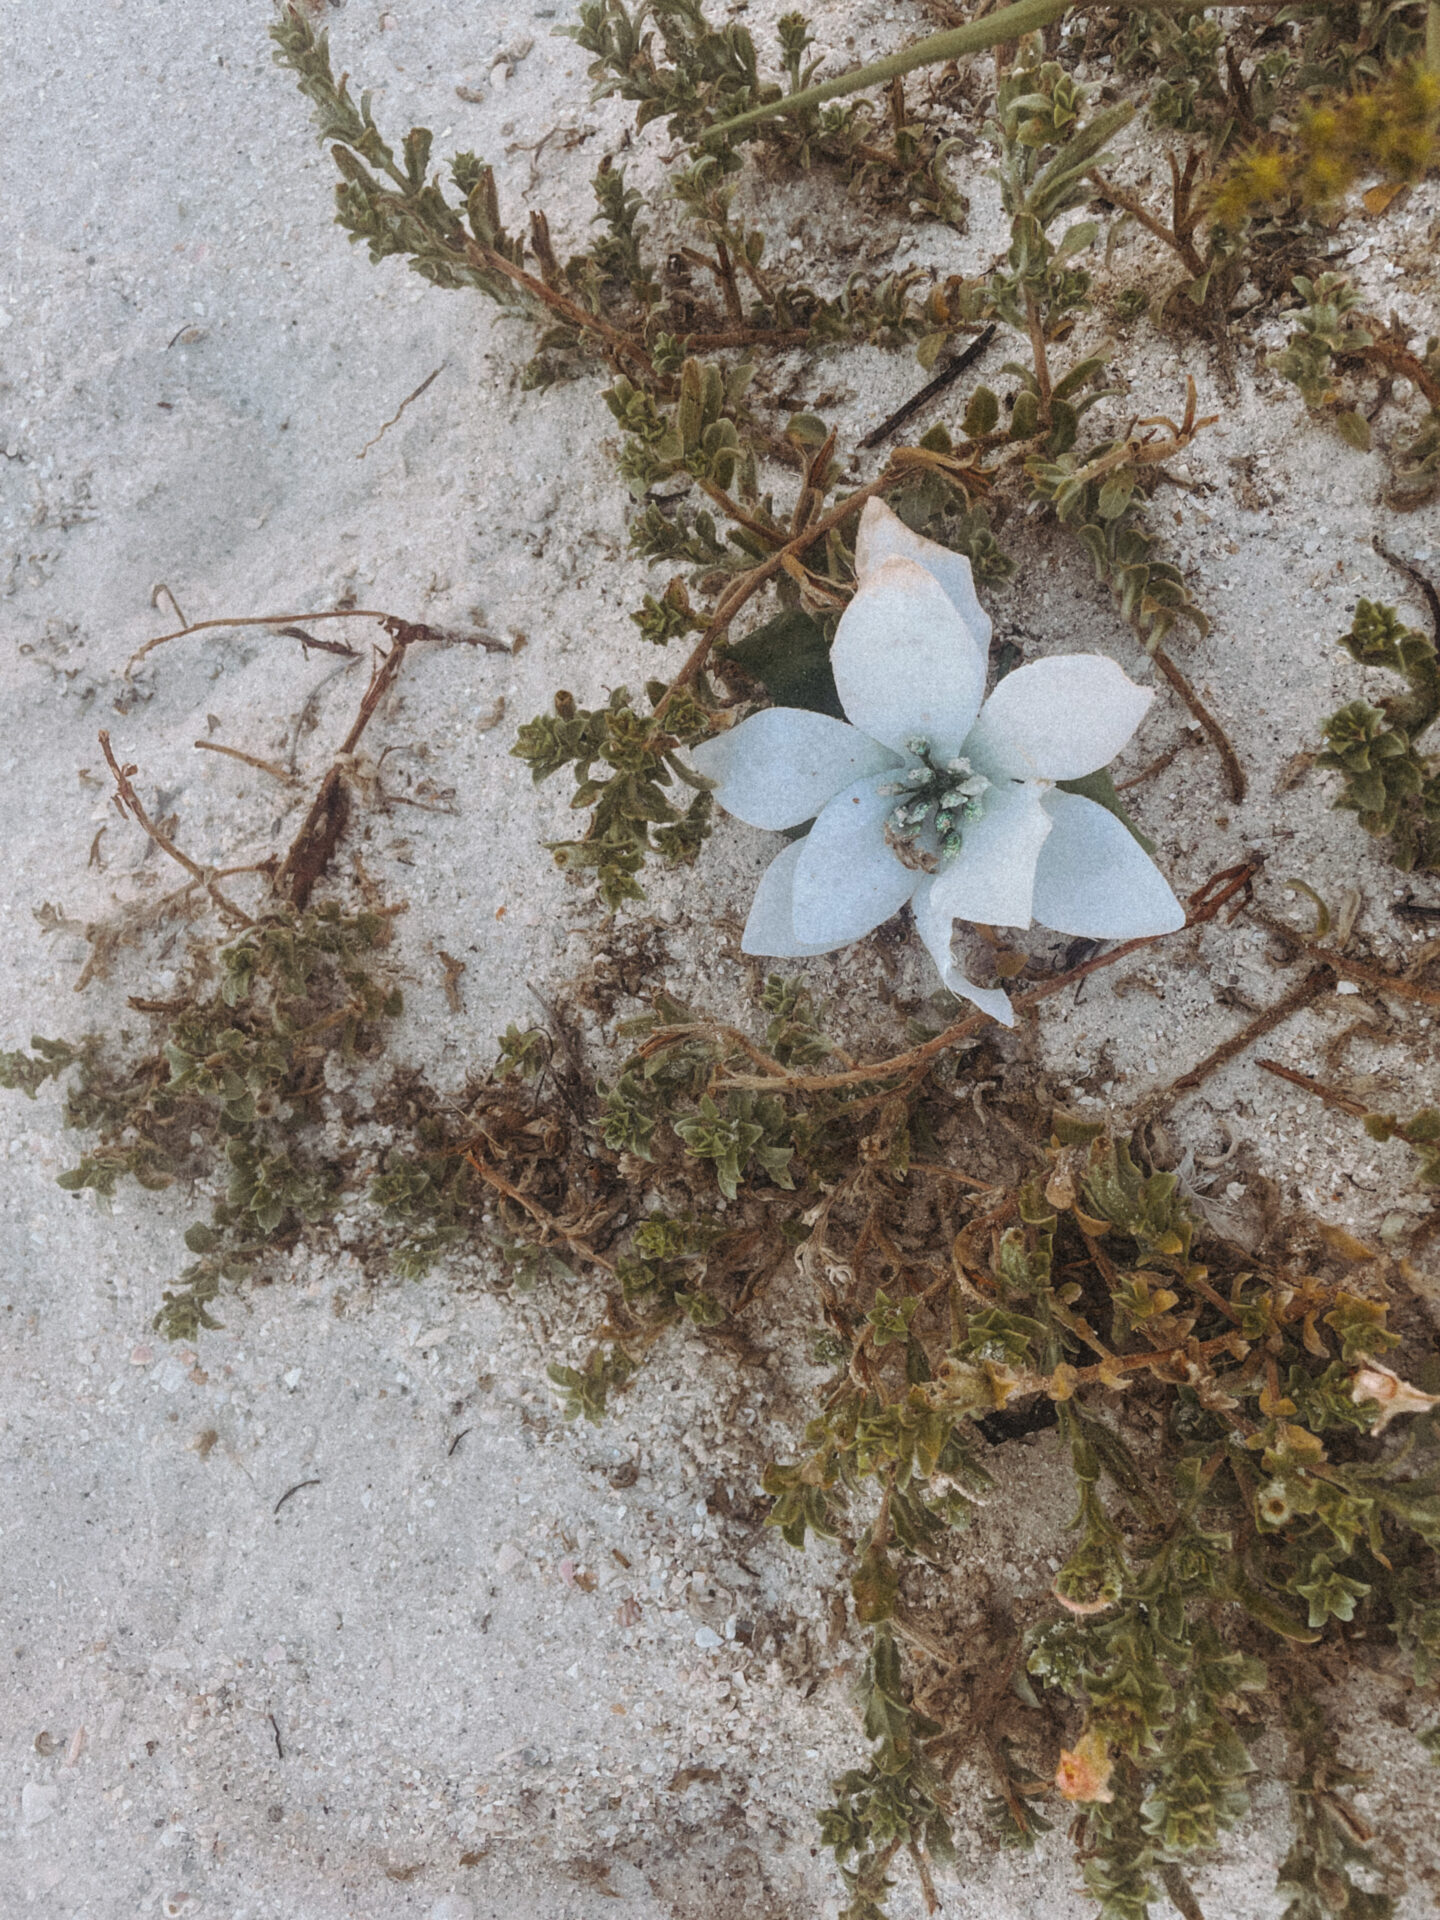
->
left=4, top=3, right=1440, bottom=1917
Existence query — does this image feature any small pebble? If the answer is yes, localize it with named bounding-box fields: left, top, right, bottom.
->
left=694, top=1626, right=722, bottom=1651
left=22, top=1782, right=57, bottom=1825
left=494, top=1541, right=524, bottom=1575
left=430, top=1899, right=476, bottom=1920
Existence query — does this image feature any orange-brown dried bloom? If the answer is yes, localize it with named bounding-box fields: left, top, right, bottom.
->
left=1056, top=1728, right=1115, bottom=1803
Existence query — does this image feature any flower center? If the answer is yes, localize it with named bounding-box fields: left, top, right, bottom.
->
left=879, top=738, right=991, bottom=872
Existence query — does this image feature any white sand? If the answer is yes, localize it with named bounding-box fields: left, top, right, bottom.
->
left=4, top=3, right=1439, bottom=1915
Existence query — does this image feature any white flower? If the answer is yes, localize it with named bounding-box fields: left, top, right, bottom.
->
left=1350, top=1356, right=1440, bottom=1434
left=691, top=498, right=1185, bottom=1025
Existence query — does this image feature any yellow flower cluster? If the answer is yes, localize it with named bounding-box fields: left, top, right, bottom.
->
left=1211, top=60, right=1440, bottom=227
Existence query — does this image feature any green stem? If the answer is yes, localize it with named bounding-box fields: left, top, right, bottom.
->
left=704, top=0, right=1077, bottom=142
left=703, top=0, right=1269, bottom=143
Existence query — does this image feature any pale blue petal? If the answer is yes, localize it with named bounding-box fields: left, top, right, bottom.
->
left=690, top=708, right=902, bottom=830
left=963, top=655, right=1154, bottom=782
left=741, top=839, right=854, bottom=957
left=927, top=781, right=1053, bottom=930
left=831, top=557, right=987, bottom=761
left=911, top=877, right=1017, bottom=1027
left=854, top=496, right=992, bottom=647
left=1033, top=790, right=1185, bottom=939
left=792, top=774, right=921, bottom=945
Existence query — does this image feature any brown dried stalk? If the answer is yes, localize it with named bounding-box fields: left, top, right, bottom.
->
left=463, top=1147, right=616, bottom=1276
left=1150, top=645, right=1246, bottom=803
left=1089, top=156, right=1207, bottom=283
left=1249, top=907, right=1440, bottom=1008
left=126, top=607, right=384, bottom=675
left=278, top=617, right=429, bottom=908
left=656, top=460, right=984, bottom=716
left=1151, top=965, right=1334, bottom=1107
left=715, top=860, right=1261, bottom=1095
left=98, top=731, right=255, bottom=928
left=1255, top=1057, right=1370, bottom=1118
left=194, top=740, right=297, bottom=784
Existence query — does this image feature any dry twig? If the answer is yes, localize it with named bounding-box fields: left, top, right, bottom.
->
left=98, top=731, right=255, bottom=927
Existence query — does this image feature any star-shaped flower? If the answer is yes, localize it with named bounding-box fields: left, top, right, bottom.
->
left=691, top=498, right=1185, bottom=1023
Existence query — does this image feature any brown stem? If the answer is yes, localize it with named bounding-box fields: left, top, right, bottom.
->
left=1069, top=1328, right=1245, bottom=1381
left=715, top=860, right=1262, bottom=1094
left=906, top=1841, right=942, bottom=1917
left=1151, top=966, right=1333, bottom=1106
left=655, top=468, right=918, bottom=715
left=713, top=237, right=747, bottom=325
left=681, top=327, right=812, bottom=351
left=1089, top=168, right=1206, bottom=279
left=278, top=618, right=424, bottom=908
left=464, top=1148, right=616, bottom=1275
left=1255, top=1058, right=1373, bottom=1119
left=1248, top=907, right=1440, bottom=1008
left=98, top=731, right=254, bottom=927
left=1151, top=645, right=1247, bottom=802
left=462, top=236, right=656, bottom=383
left=1354, top=335, right=1440, bottom=412
left=193, top=740, right=297, bottom=784
left=127, top=607, right=390, bottom=676
left=693, top=477, right=788, bottom=549
left=1026, top=293, right=1053, bottom=423
left=631, top=1019, right=792, bottom=1080
left=1114, top=736, right=1197, bottom=790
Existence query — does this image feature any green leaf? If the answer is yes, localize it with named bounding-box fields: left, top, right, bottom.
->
left=1228, top=1573, right=1320, bottom=1643
left=785, top=410, right=831, bottom=447
left=852, top=1540, right=900, bottom=1624
left=723, top=609, right=843, bottom=719
left=1010, top=389, right=1041, bottom=441
left=962, top=386, right=1000, bottom=437
left=1335, top=408, right=1372, bottom=452
left=1054, top=218, right=1099, bottom=261
left=1055, top=767, right=1155, bottom=854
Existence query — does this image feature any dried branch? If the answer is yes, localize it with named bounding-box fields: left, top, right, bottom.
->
left=194, top=740, right=297, bottom=784
left=98, top=731, right=255, bottom=927
left=1255, top=1057, right=1370, bottom=1118
left=127, top=607, right=389, bottom=675
left=1149, top=966, right=1333, bottom=1108
left=655, top=462, right=961, bottom=715
left=1150, top=645, right=1246, bottom=802
left=715, top=861, right=1262, bottom=1094
left=1248, top=907, right=1440, bottom=1008
left=278, top=619, right=422, bottom=908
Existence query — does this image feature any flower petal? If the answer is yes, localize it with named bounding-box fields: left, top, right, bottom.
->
left=690, top=707, right=901, bottom=830
left=963, top=655, right=1153, bottom=782
left=1032, top=790, right=1185, bottom=939
left=927, top=781, right=1053, bottom=929
left=831, top=557, right=987, bottom=761
left=740, top=839, right=854, bottom=957
left=854, top=496, right=992, bottom=647
left=911, top=877, right=1017, bottom=1026
left=791, top=775, right=920, bottom=945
